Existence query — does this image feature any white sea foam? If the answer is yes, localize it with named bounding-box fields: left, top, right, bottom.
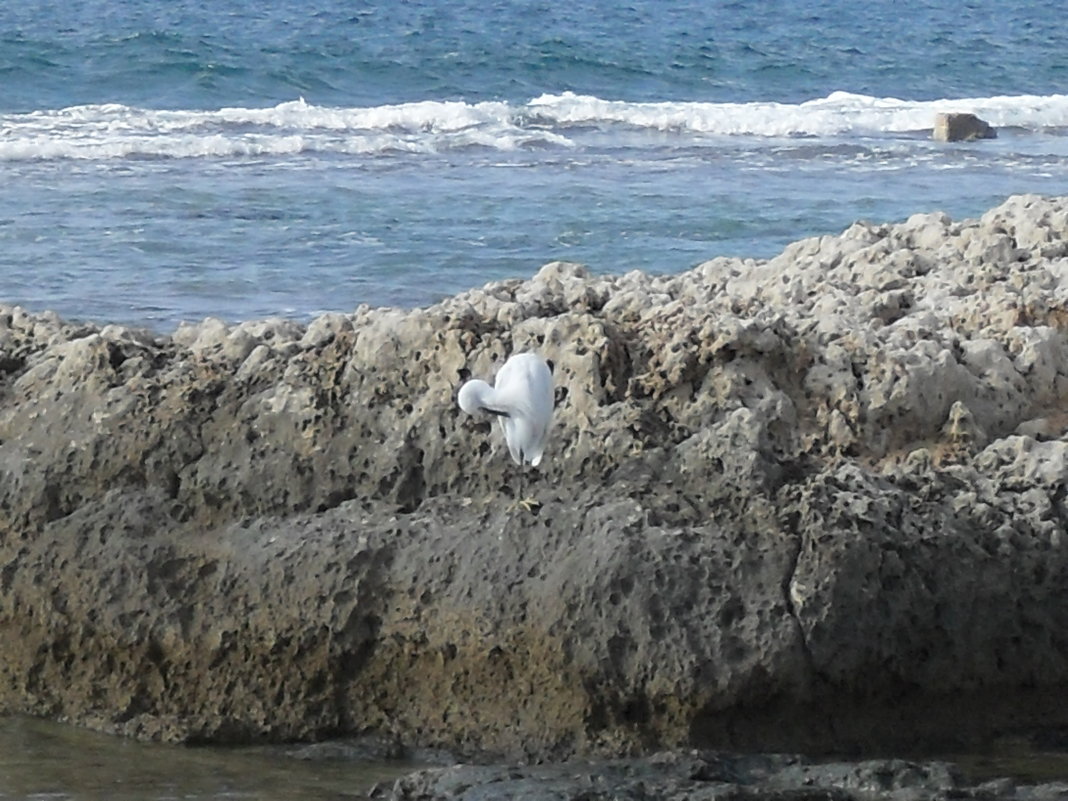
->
left=2, top=92, right=1067, bottom=162
left=0, top=98, right=561, bottom=161
left=529, top=90, right=1068, bottom=136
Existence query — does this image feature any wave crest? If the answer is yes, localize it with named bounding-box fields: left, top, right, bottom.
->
left=530, top=90, right=1068, bottom=135
left=2, top=91, right=1067, bottom=162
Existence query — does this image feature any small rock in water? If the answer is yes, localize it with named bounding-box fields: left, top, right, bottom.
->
left=933, top=112, right=997, bottom=142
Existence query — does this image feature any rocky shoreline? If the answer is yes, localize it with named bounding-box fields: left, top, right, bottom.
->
left=2, top=195, right=1068, bottom=788
left=367, top=750, right=1068, bottom=800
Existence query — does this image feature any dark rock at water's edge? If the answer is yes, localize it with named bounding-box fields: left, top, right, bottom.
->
left=371, top=750, right=1068, bottom=801
left=1, top=195, right=1068, bottom=765
left=933, top=111, right=997, bottom=141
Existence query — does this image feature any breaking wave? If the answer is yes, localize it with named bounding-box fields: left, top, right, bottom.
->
left=2, top=92, right=1067, bottom=162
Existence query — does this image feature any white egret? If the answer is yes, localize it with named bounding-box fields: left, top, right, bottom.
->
left=458, top=351, right=554, bottom=509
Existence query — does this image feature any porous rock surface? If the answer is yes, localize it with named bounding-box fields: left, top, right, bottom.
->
left=1, top=194, right=1068, bottom=762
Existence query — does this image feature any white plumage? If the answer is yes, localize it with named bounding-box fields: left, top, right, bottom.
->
left=458, top=351, right=554, bottom=470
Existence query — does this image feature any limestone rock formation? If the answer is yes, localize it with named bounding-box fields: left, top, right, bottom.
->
left=933, top=111, right=997, bottom=141
left=1, top=194, right=1068, bottom=762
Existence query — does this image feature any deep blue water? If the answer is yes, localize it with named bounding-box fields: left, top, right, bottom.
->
left=1, top=0, right=1067, bottom=329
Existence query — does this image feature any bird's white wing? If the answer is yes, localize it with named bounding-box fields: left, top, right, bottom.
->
left=494, top=353, right=553, bottom=466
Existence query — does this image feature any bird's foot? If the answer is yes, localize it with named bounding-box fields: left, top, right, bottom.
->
left=515, top=496, right=542, bottom=513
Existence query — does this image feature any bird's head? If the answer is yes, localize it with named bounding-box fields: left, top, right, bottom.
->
left=457, top=379, right=489, bottom=415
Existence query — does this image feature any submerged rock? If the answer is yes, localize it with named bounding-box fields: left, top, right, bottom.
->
left=1, top=195, right=1068, bottom=766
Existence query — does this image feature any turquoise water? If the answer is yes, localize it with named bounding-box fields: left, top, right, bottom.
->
left=1, top=0, right=1067, bottom=329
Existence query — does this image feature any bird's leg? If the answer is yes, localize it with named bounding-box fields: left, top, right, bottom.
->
left=515, top=461, right=541, bottom=512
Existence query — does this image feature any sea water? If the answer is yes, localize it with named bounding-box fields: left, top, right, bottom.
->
left=0, top=716, right=413, bottom=800
left=1, top=0, right=1066, bottom=330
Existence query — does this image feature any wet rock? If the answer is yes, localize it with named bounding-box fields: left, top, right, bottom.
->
left=372, top=750, right=1068, bottom=801
left=1, top=196, right=1068, bottom=768
left=933, top=112, right=997, bottom=142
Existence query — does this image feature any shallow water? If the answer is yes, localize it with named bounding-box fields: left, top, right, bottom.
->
left=946, top=738, right=1068, bottom=786
left=0, top=717, right=414, bottom=801
left=5, top=716, right=1068, bottom=799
